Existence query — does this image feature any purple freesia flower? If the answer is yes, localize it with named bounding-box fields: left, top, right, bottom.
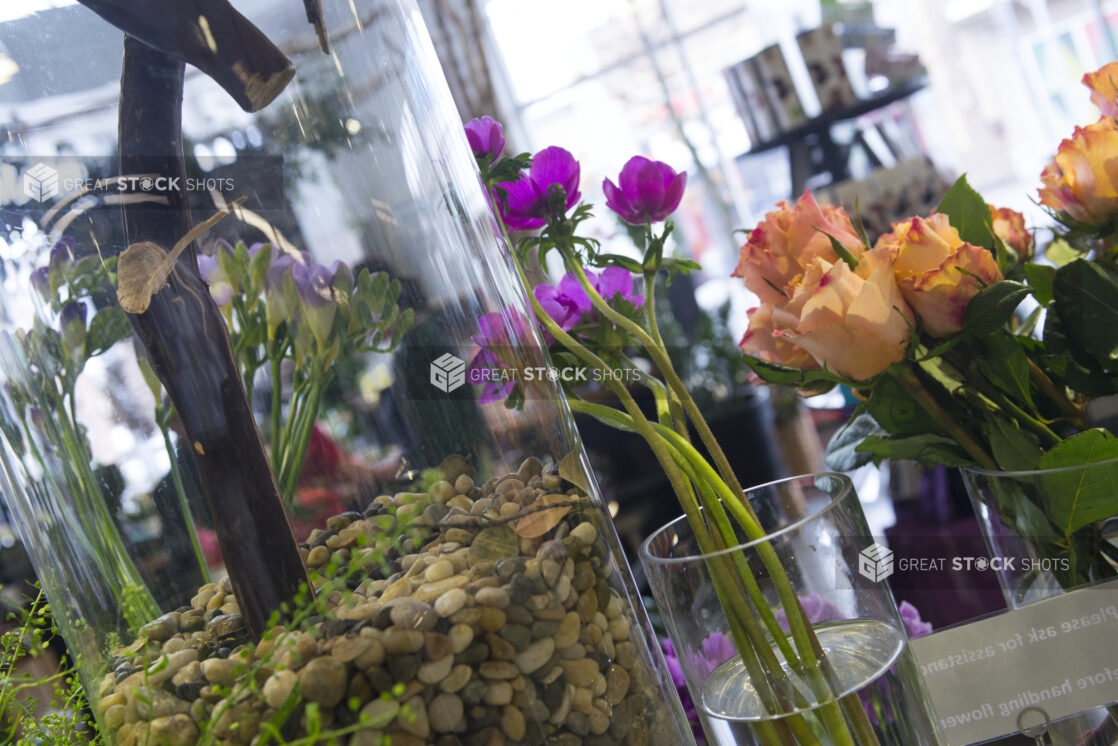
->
left=467, top=309, right=530, bottom=404
left=532, top=267, right=643, bottom=341
left=197, top=240, right=236, bottom=307
left=59, top=300, right=87, bottom=359
left=48, top=237, right=75, bottom=278
left=603, top=156, right=686, bottom=225
left=265, top=253, right=299, bottom=335
left=293, top=262, right=337, bottom=348
left=30, top=266, right=50, bottom=301
left=898, top=601, right=932, bottom=639
left=497, top=146, right=581, bottom=230
left=464, top=116, right=505, bottom=162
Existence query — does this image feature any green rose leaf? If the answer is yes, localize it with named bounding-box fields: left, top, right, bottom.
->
left=863, top=372, right=946, bottom=437
left=824, top=411, right=885, bottom=471
left=1052, top=258, right=1118, bottom=363
left=988, top=415, right=1042, bottom=472
left=962, top=281, right=1032, bottom=337
left=856, top=433, right=972, bottom=467
left=1038, top=429, right=1118, bottom=537
left=1024, top=264, right=1055, bottom=306
left=977, top=330, right=1034, bottom=409
left=937, top=174, right=996, bottom=253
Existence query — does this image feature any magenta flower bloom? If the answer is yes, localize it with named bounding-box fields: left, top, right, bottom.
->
left=662, top=639, right=703, bottom=739
left=774, top=593, right=844, bottom=632
left=603, top=156, right=687, bottom=225
left=532, top=267, right=643, bottom=341
left=898, top=601, right=932, bottom=639
left=464, top=116, right=505, bottom=162
left=497, top=146, right=581, bottom=230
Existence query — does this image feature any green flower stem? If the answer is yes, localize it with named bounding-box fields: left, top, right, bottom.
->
left=508, top=253, right=796, bottom=746
left=977, top=382, right=1061, bottom=448
left=157, top=407, right=211, bottom=585
left=1026, top=358, right=1088, bottom=427
left=572, top=399, right=855, bottom=745
left=270, top=350, right=283, bottom=461
left=564, top=255, right=751, bottom=513
left=280, top=367, right=328, bottom=503
left=640, top=273, right=690, bottom=437
left=890, top=364, right=999, bottom=470
left=652, top=421, right=863, bottom=746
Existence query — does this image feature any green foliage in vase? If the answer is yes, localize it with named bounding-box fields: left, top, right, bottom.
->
left=1, top=588, right=100, bottom=745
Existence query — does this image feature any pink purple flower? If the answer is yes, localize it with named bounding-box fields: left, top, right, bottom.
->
left=898, top=601, right=932, bottom=639
left=662, top=638, right=703, bottom=739
left=496, top=146, right=581, bottom=230
left=464, top=116, right=505, bottom=162
left=603, top=156, right=686, bottom=225
left=59, top=300, right=87, bottom=357
left=532, top=267, right=643, bottom=341
left=467, top=310, right=531, bottom=404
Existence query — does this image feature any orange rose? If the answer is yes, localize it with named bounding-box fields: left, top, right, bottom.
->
left=988, top=204, right=1032, bottom=261
left=875, top=214, right=1002, bottom=337
left=739, top=304, right=819, bottom=370
left=764, top=255, right=913, bottom=381
left=1084, top=61, right=1118, bottom=118
left=734, top=191, right=864, bottom=305
left=1038, top=118, right=1118, bottom=226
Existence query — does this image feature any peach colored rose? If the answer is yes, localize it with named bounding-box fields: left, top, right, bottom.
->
left=988, top=204, right=1033, bottom=261
left=739, top=304, right=819, bottom=370
left=1084, top=62, right=1118, bottom=118
left=875, top=214, right=1002, bottom=337
left=764, top=254, right=913, bottom=381
left=734, top=191, right=864, bottom=305
left=1038, top=118, right=1118, bottom=226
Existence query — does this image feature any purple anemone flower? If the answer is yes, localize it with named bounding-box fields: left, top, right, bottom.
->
left=467, top=310, right=530, bottom=404
left=496, top=146, right=580, bottom=230
left=464, top=116, right=505, bottom=162
left=899, top=601, right=932, bottom=639
left=662, top=639, right=703, bottom=739
left=532, top=267, right=643, bottom=341
left=603, top=156, right=686, bottom=225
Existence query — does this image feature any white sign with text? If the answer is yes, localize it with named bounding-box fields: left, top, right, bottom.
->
left=909, top=578, right=1118, bottom=744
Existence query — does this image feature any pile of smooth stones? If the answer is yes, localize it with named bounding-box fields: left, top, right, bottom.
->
left=95, top=456, right=679, bottom=746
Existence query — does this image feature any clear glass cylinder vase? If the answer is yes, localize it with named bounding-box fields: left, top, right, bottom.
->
left=961, top=463, right=1118, bottom=746
left=640, top=474, right=943, bottom=745
left=0, top=1, right=693, bottom=744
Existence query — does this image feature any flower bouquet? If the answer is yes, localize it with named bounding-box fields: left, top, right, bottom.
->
left=462, top=117, right=944, bottom=744
left=733, top=64, right=1118, bottom=604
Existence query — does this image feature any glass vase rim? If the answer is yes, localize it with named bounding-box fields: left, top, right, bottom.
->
left=961, top=456, right=1118, bottom=479
left=638, top=472, right=853, bottom=567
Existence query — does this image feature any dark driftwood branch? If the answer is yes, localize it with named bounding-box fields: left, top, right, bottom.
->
left=117, top=36, right=311, bottom=640
left=78, top=0, right=294, bottom=112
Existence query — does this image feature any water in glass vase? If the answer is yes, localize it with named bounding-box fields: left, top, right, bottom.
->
left=701, top=619, right=940, bottom=744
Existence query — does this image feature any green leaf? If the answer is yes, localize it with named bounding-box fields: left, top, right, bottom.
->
left=1052, top=258, right=1118, bottom=362
left=937, top=174, right=996, bottom=253
left=988, top=415, right=1042, bottom=471
left=824, top=411, right=885, bottom=471
left=815, top=227, right=859, bottom=269
left=1044, top=238, right=1085, bottom=267
left=856, top=434, right=972, bottom=467
left=863, top=372, right=945, bottom=437
left=86, top=307, right=133, bottom=356
left=977, top=330, right=1033, bottom=409
left=1024, top=264, right=1055, bottom=305
left=596, top=253, right=643, bottom=273
left=1038, top=429, right=1118, bottom=536
left=250, top=243, right=274, bottom=290
left=962, top=281, right=1032, bottom=336
left=740, top=355, right=842, bottom=391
